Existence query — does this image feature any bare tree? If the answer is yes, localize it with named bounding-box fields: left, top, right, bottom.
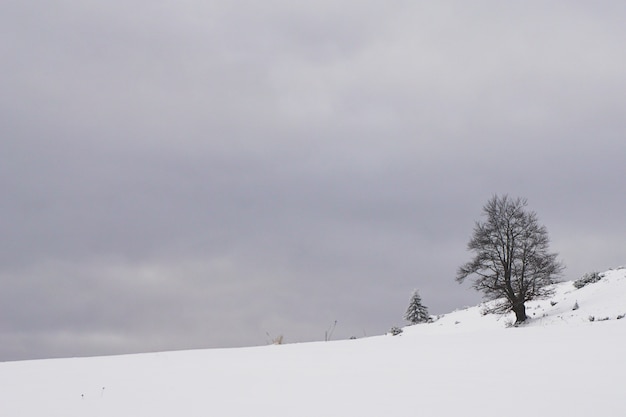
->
left=457, top=195, right=564, bottom=323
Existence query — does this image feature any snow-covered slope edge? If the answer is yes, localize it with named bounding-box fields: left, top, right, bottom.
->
left=418, top=266, right=626, bottom=333
left=0, top=268, right=624, bottom=417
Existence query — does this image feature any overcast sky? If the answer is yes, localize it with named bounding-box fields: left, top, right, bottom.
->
left=2, top=1, right=625, bottom=361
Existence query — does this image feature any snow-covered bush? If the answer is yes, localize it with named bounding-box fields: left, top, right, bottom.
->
left=573, top=272, right=602, bottom=289
left=572, top=301, right=579, bottom=311
left=389, top=326, right=403, bottom=336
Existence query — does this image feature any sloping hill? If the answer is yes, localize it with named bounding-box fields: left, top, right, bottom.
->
left=1, top=268, right=624, bottom=417
left=419, top=266, right=626, bottom=332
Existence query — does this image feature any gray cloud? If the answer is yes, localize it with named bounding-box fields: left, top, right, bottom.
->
left=1, top=1, right=625, bottom=361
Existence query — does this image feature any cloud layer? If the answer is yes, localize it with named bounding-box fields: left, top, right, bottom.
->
left=2, top=1, right=625, bottom=360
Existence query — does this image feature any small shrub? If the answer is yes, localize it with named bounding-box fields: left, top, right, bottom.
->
left=573, top=272, right=602, bottom=289
left=588, top=316, right=595, bottom=322
left=389, top=326, right=403, bottom=336
left=266, top=332, right=284, bottom=345
left=550, top=301, right=558, bottom=306
left=598, top=317, right=610, bottom=322
left=617, top=314, right=625, bottom=320
left=572, top=301, right=579, bottom=311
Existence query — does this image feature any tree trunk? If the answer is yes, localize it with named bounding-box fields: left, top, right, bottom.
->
left=512, top=302, right=527, bottom=323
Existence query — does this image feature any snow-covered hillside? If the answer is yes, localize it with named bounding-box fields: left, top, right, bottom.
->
left=1, top=268, right=624, bottom=417
left=422, top=266, right=626, bottom=332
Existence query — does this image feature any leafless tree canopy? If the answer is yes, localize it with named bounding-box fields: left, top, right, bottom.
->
left=457, top=195, right=564, bottom=323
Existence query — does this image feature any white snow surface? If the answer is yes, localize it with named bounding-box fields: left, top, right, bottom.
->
left=2, top=268, right=625, bottom=416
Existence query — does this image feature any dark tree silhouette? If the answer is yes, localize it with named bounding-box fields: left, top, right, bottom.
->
left=457, top=195, right=564, bottom=323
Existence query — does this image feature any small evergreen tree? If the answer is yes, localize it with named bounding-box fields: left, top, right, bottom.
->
left=404, top=289, right=430, bottom=324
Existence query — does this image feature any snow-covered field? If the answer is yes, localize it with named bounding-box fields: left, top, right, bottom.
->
left=2, top=268, right=624, bottom=416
